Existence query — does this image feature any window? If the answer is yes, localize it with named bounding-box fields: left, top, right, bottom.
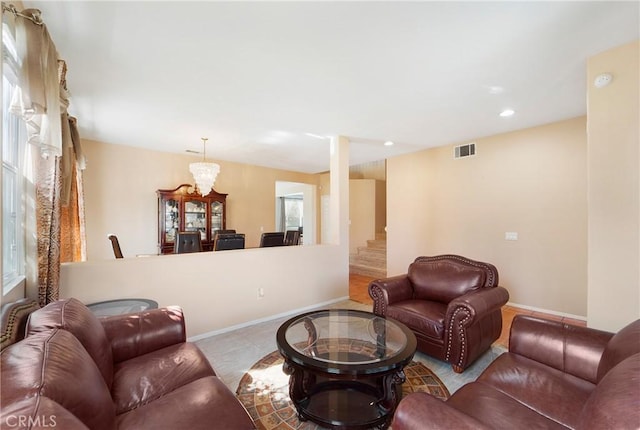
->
left=283, top=195, right=303, bottom=231
left=2, top=22, right=26, bottom=293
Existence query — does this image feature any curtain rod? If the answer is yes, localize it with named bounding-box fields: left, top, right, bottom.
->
left=2, top=4, right=43, bottom=26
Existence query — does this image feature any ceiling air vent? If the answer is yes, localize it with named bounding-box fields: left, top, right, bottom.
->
left=454, top=142, right=476, bottom=159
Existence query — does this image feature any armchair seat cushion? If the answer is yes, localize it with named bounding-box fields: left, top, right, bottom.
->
left=387, top=300, right=446, bottom=340
left=112, top=342, right=216, bottom=414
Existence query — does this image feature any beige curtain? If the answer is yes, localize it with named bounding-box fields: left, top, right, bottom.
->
left=8, top=8, right=86, bottom=305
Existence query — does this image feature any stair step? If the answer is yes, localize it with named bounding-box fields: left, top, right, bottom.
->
left=357, top=246, right=385, bottom=255
left=349, top=263, right=386, bottom=279
left=350, top=254, right=386, bottom=266
left=367, top=239, right=387, bottom=249
left=375, top=232, right=387, bottom=241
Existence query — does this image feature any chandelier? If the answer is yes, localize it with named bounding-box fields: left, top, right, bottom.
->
left=189, top=137, right=220, bottom=196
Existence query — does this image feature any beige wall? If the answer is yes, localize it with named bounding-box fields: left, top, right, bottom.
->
left=82, top=139, right=318, bottom=259
left=61, top=245, right=348, bottom=338
left=587, top=40, right=640, bottom=331
left=349, top=179, right=387, bottom=254
left=349, top=179, right=376, bottom=254
left=388, top=117, right=588, bottom=317
left=60, top=136, right=352, bottom=338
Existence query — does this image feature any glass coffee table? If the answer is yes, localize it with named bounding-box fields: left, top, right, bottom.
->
left=276, top=309, right=417, bottom=429
left=86, top=298, right=158, bottom=317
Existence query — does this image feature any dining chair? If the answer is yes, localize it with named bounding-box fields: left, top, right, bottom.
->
left=174, top=231, right=203, bottom=253
left=259, top=232, right=285, bottom=247
left=284, top=230, right=301, bottom=246
left=107, top=234, right=124, bottom=259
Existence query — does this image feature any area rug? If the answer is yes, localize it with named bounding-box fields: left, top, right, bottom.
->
left=236, top=350, right=450, bottom=430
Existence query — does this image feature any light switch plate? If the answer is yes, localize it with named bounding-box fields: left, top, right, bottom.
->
left=505, top=232, right=518, bottom=241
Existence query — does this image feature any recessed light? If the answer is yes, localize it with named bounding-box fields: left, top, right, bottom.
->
left=488, top=86, right=504, bottom=95
left=384, top=141, right=394, bottom=146
left=499, top=109, right=515, bottom=117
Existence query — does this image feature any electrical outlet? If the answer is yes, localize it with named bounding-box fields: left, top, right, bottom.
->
left=505, top=232, right=518, bottom=241
left=257, top=288, right=265, bottom=299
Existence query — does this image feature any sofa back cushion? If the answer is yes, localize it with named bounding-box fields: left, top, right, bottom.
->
left=596, top=319, right=640, bottom=382
left=26, top=298, right=114, bottom=389
left=0, top=329, right=115, bottom=430
left=409, top=257, right=488, bottom=303
left=578, top=353, right=640, bottom=430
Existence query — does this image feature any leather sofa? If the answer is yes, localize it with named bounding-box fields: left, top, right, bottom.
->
left=369, top=255, right=509, bottom=372
left=392, top=315, right=640, bottom=430
left=0, top=298, right=256, bottom=430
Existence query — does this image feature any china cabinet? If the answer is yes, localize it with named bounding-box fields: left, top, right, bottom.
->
left=157, top=184, right=227, bottom=254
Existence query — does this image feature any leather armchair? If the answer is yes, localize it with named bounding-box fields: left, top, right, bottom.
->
left=369, top=255, right=509, bottom=372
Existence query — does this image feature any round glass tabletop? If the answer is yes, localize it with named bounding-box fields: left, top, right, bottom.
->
left=87, top=299, right=158, bottom=317
left=281, top=309, right=413, bottom=365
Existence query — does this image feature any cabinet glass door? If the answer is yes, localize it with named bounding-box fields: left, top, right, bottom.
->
left=184, top=200, right=207, bottom=240
left=163, top=199, right=180, bottom=243
left=211, top=201, right=223, bottom=231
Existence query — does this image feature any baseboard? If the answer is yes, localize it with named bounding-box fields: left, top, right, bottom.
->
left=188, top=296, right=351, bottom=341
left=507, top=301, right=586, bottom=321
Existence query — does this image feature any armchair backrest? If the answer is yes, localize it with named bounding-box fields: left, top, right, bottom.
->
left=408, top=255, right=499, bottom=304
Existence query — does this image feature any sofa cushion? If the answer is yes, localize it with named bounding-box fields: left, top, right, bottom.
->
left=409, top=259, right=485, bottom=304
left=388, top=300, right=446, bottom=340
left=579, top=353, right=640, bottom=430
left=478, top=352, right=595, bottom=429
left=0, top=329, right=115, bottom=430
left=26, top=298, right=114, bottom=389
left=112, top=342, right=216, bottom=414
left=447, top=382, right=567, bottom=430
left=596, top=319, right=640, bottom=382
left=116, top=376, right=255, bottom=430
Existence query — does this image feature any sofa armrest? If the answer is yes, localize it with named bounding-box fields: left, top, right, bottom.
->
left=369, top=275, right=413, bottom=316
left=392, top=393, right=491, bottom=430
left=509, top=315, right=613, bottom=384
left=100, top=306, right=186, bottom=363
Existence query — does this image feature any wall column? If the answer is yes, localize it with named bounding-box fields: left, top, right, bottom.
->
left=587, top=40, right=640, bottom=331
left=329, top=135, right=350, bottom=270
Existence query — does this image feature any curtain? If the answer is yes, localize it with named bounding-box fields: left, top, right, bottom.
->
left=60, top=114, right=87, bottom=263
left=8, top=8, right=86, bottom=305
left=9, top=8, right=62, bottom=158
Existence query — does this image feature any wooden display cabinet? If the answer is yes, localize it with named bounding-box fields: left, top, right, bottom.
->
left=157, top=184, right=227, bottom=254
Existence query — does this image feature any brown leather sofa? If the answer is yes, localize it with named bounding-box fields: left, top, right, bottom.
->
left=0, top=298, right=255, bottom=430
left=392, top=315, right=640, bottom=430
left=369, top=255, right=509, bottom=372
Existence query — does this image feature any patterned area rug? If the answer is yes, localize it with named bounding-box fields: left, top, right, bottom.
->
left=236, top=350, right=450, bottom=430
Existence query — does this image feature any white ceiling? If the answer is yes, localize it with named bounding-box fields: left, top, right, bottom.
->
left=24, top=1, right=640, bottom=173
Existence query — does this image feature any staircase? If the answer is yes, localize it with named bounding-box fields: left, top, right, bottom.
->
left=349, top=233, right=387, bottom=278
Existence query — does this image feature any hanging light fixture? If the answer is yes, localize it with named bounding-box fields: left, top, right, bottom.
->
left=189, top=137, right=220, bottom=196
